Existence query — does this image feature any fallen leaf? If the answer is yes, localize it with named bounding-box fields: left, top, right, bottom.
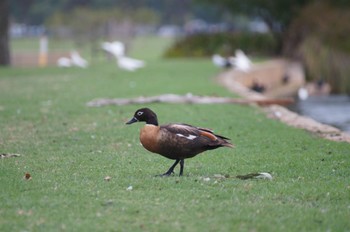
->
left=102, top=200, right=114, bottom=206
left=69, top=127, right=79, bottom=132
left=17, top=209, right=33, bottom=216
left=24, top=173, right=32, bottom=180
left=104, top=176, right=112, bottom=181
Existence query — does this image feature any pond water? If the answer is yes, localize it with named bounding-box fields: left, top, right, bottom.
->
left=288, top=95, right=350, bottom=134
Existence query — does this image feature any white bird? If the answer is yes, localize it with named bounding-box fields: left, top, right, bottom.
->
left=117, top=56, right=145, bottom=72
left=57, top=57, right=72, bottom=67
left=298, top=87, right=309, bottom=100
left=102, top=40, right=145, bottom=72
left=70, top=50, right=88, bottom=68
left=101, top=41, right=125, bottom=58
left=212, top=54, right=231, bottom=68
left=229, top=49, right=252, bottom=72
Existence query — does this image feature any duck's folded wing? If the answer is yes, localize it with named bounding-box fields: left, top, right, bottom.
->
left=162, top=123, right=199, bottom=137
left=162, top=123, right=220, bottom=141
left=161, top=123, right=234, bottom=149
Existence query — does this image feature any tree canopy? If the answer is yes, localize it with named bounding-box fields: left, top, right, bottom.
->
left=9, top=0, right=223, bottom=25
left=196, top=0, right=349, bottom=32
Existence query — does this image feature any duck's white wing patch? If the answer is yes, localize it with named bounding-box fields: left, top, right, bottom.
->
left=176, top=133, right=197, bottom=140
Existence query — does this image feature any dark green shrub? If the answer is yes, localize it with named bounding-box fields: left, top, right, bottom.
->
left=164, top=32, right=277, bottom=58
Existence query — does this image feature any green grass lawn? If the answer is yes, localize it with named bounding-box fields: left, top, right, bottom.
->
left=1, top=36, right=350, bottom=232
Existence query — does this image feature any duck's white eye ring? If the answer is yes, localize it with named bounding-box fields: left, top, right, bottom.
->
left=137, top=111, right=143, bottom=116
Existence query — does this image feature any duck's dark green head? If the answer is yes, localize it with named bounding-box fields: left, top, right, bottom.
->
left=126, top=108, right=159, bottom=126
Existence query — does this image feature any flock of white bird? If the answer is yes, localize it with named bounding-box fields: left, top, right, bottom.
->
left=57, top=43, right=250, bottom=73
left=57, top=50, right=89, bottom=68
left=57, top=40, right=145, bottom=72
left=57, top=43, right=249, bottom=73
left=57, top=44, right=309, bottom=100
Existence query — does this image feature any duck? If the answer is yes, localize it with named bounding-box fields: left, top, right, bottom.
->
left=126, top=108, right=234, bottom=176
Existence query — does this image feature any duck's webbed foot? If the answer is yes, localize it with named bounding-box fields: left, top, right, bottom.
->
left=157, top=170, right=175, bottom=177
left=156, top=159, right=181, bottom=177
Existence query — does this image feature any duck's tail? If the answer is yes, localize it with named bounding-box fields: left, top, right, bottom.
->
left=215, top=134, right=234, bottom=148
left=206, top=139, right=234, bottom=150
left=197, top=128, right=234, bottom=149
left=219, top=139, right=235, bottom=148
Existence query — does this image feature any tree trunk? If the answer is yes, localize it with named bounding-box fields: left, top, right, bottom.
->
left=258, top=17, right=283, bottom=55
left=0, top=0, right=10, bottom=66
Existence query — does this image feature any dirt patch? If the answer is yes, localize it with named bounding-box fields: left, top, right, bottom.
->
left=216, top=59, right=350, bottom=143
left=12, top=51, right=69, bottom=67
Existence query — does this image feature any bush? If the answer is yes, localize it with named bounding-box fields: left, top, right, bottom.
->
left=285, top=2, right=350, bottom=94
left=164, top=32, right=277, bottom=58
left=301, top=37, right=350, bottom=94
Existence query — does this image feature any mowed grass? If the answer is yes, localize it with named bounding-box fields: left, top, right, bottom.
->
left=1, top=37, right=350, bottom=232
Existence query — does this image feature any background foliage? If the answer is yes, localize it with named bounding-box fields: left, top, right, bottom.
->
left=4, top=0, right=350, bottom=93
left=10, top=0, right=224, bottom=25
left=164, top=32, right=277, bottom=58
left=284, top=2, right=350, bottom=94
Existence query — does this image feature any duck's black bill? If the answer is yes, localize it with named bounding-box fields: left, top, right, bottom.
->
left=126, top=117, right=138, bottom=125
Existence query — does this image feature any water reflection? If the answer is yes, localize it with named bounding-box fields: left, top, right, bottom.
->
left=288, top=95, right=350, bottom=134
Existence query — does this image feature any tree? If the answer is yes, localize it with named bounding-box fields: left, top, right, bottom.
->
left=196, top=0, right=310, bottom=54
left=0, top=0, right=10, bottom=66
left=285, top=2, right=350, bottom=94
left=195, top=0, right=350, bottom=54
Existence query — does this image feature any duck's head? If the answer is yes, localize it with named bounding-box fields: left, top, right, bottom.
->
left=126, top=108, right=159, bottom=126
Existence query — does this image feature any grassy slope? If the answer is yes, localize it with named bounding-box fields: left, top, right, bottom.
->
left=1, top=37, right=350, bottom=232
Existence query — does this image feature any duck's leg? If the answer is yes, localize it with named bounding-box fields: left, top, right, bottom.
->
left=160, top=159, right=180, bottom=176
left=179, top=159, right=184, bottom=176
